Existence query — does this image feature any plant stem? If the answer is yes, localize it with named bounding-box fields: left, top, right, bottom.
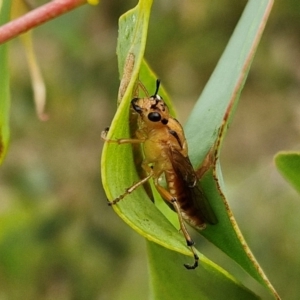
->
left=0, top=0, right=87, bottom=44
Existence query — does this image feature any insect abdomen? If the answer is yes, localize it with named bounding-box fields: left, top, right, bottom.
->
left=166, top=171, right=206, bottom=229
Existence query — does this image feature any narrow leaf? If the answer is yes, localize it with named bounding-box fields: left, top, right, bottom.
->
left=11, top=0, right=48, bottom=121
left=101, top=0, right=258, bottom=298
left=184, top=0, right=279, bottom=298
left=0, top=0, right=11, bottom=165
left=147, top=241, right=260, bottom=300
left=101, top=0, right=280, bottom=299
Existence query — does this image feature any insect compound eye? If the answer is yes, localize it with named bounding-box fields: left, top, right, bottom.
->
left=148, top=112, right=161, bottom=122
left=131, top=99, right=143, bottom=114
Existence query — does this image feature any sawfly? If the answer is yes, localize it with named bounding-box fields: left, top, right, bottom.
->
left=101, top=80, right=217, bottom=269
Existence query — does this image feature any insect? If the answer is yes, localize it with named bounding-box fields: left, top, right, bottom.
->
left=101, top=80, right=218, bottom=269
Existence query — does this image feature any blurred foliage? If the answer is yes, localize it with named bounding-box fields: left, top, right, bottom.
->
left=275, top=152, right=300, bottom=194
left=1, top=0, right=300, bottom=299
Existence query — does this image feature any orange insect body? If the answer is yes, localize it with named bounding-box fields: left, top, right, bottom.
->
left=102, top=80, right=217, bottom=269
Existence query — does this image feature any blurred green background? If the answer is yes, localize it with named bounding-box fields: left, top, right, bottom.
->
left=1, top=0, right=300, bottom=299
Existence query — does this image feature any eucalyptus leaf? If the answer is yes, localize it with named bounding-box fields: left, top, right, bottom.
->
left=183, top=1, right=279, bottom=298
left=0, top=0, right=11, bottom=165
left=101, top=0, right=280, bottom=299
left=147, top=241, right=260, bottom=300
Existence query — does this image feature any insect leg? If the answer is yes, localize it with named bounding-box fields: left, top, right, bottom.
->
left=108, top=173, right=153, bottom=206
left=101, top=128, right=144, bottom=144
left=171, top=199, right=199, bottom=270
left=153, top=180, right=199, bottom=270
left=136, top=80, right=150, bottom=97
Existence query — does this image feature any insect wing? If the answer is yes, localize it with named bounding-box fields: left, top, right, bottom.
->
left=169, top=148, right=197, bottom=187
left=190, top=181, right=218, bottom=225
left=170, top=149, right=218, bottom=225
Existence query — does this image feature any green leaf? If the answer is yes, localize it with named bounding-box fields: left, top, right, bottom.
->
left=101, top=0, right=280, bottom=299
left=0, top=0, right=11, bottom=165
left=183, top=1, right=280, bottom=298
left=116, top=0, right=154, bottom=104
left=102, top=2, right=257, bottom=298
left=147, top=241, right=259, bottom=300
left=275, top=152, right=300, bottom=194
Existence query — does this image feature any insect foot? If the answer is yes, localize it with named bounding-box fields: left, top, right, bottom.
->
left=184, top=253, right=199, bottom=270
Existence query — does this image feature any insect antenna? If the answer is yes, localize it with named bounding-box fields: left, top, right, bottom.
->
left=153, top=79, right=161, bottom=97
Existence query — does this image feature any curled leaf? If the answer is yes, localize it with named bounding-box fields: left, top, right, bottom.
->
left=101, top=0, right=280, bottom=299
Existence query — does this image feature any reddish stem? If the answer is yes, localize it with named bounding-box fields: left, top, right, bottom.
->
left=0, top=0, right=87, bottom=44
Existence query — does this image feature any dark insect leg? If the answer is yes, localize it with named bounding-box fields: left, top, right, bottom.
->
left=108, top=174, right=153, bottom=205
left=171, top=199, right=199, bottom=270
left=154, top=181, right=199, bottom=270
